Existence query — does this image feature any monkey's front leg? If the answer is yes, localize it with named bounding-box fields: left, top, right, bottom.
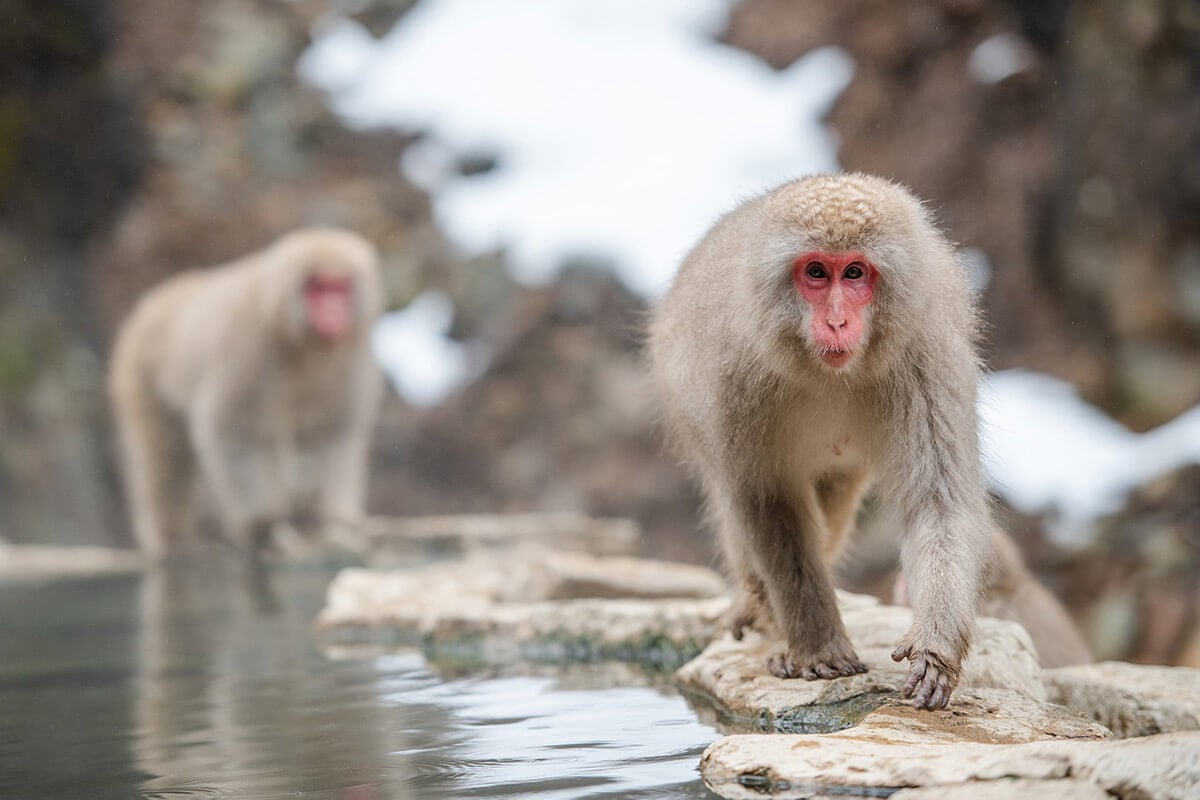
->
left=890, top=512, right=982, bottom=709
left=739, top=491, right=867, bottom=680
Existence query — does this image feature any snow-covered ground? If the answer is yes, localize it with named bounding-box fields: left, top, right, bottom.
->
left=302, top=0, right=1200, bottom=542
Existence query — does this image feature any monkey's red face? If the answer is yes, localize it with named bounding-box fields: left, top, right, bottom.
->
left=793, top=251, right=877, bottom=369
left=304, top=273, right=356, bottom=340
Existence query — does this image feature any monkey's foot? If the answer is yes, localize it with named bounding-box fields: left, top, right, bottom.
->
left=767, top=644, right=867, bottom=681
left=891, top=644, right=960, bottom=710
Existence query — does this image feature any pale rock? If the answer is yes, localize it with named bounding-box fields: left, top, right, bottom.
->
left=700, top=730, right=1200, bottom=800
left=1045, top=661, right=1200, bottom=738
left=677, top=590, right=1047, bottom=729
left=528, top=551, right=727, bottom=600
left=891, top=778, right=1110, bottom=799
left=364, top=512, right=641, bottom=565
left=0, top=543, right=145, bottom=580
left=316, top=551, right=730, bottom=665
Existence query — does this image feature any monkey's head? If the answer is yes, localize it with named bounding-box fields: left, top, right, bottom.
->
left=749, top=173, right=945, bottom=378
left=262, top=228, right=384, bottom=345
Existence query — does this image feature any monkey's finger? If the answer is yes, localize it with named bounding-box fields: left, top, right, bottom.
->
left=913, top=676, right=937, bottom=709
left=891, top=644, right=912, bottom=663
left=902, top=663, right=925, bottom=697
left=930, top=682, right=949, bottom=709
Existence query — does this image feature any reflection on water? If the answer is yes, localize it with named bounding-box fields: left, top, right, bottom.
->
left=0, top=565, right=722, bottom=799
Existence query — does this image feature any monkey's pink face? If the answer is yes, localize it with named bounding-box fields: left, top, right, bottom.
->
left=793, top=251, right=878, bottom=369
left=304, top=273, right=356, bottom=340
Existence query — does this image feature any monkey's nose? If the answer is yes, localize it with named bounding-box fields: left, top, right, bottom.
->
left=827, top=318, right=847, bottom=330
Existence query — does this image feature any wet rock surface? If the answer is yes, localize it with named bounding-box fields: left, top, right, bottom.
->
left=1045, top=661, right=1200, bottom=738
left=684, top=593, right=1200, bottom=799
left=317, top=516, right=1200, bottom=797
left=678, top=591, right=1048, bottom=727
left=316, top=547, right=730, bottom=667
left=701, top=730, right=1200, bottom=800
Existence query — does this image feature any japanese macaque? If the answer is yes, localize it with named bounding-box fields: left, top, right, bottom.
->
left=649, top=173, right=991, bottom=710
left=108, top=228, right=384, bottom=560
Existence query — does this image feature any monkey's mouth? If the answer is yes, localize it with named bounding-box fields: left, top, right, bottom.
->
left=821, top=350, right=854, bottom=368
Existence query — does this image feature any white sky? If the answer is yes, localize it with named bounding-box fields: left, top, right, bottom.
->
left=301, top=0, right=1200, bottom=539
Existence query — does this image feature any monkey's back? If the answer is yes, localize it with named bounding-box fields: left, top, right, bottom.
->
left=107, top=257, right=265, bottom=415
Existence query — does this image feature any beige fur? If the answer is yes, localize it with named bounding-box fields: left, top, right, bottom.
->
left=108, top=228, right=384, bottom=559
left=648, top=174, right=990, bottom=709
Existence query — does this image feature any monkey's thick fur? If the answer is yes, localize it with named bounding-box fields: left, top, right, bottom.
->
left=649, top=174, right=989, bottom=709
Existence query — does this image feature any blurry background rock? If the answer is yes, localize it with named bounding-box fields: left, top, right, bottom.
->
left=1, top=0, right=1197, bottom=666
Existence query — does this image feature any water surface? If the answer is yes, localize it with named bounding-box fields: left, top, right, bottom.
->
left=0, top=566, right=723, bottom=799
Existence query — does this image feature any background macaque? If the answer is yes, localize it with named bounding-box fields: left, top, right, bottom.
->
left=649, top=173, right=992, bottom=709
left=109, top=228, right=384, bottom=560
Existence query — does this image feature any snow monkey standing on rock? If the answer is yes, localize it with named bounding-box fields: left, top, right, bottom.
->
left=649, top=174, right=993, bottom=710
left=109, top=228, right=384, bottom=561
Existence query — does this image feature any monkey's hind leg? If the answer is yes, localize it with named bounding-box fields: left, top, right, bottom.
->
left=115, top=391, right=195, bottom=560
left=737, top=488, right=867, bottom=680
left=816, top=468, right=870, bottom=560
left=713, top=496, right=777, bottom=641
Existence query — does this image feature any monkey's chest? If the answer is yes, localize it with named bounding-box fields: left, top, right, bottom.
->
left=780, top=405, right=869, bottom=475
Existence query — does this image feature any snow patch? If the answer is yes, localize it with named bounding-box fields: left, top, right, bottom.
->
left=371, top=290, right=485, bottom=407
left=980, top=370, right=1200, bottom=544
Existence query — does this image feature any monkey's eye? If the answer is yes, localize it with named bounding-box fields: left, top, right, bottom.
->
left=844, top=264, right=865, bottom=280
left=805, top=263, right=826, bottom=280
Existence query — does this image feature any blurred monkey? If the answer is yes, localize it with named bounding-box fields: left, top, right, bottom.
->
left=109, top=228, right=384, bottom=559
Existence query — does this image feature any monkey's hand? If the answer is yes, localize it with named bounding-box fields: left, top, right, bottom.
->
left=768, top=639, right=868, bottom=681
left=891, top=642, right=961, bottom=710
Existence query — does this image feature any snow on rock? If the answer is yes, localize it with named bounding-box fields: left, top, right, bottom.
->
left=980, top=370, right=1200, bottom=543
